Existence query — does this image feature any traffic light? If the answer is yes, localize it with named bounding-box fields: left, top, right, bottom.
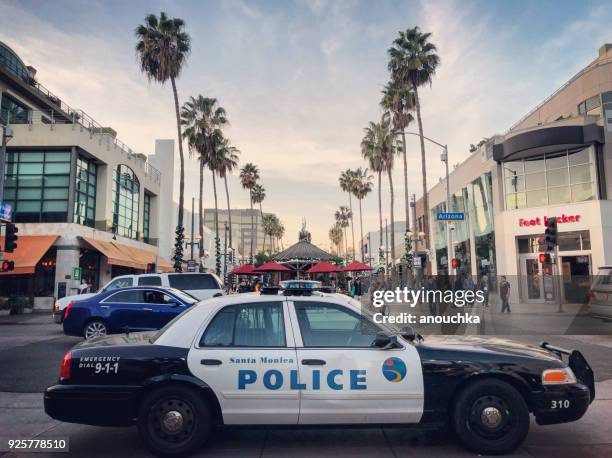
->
left=451, top=258, right=461, bottom=269
left=1, top=260, right=14, bottom=272
left=544, top=217, right=557, bottom=251
left=4, top=223, right=18, bottom=253
left=539, top=253, right=551, bottom=264
left=146, top=262, right=156, bottom=273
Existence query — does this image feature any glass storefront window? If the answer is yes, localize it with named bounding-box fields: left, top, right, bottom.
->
left=503, top=147, right=596, bottom=209
left=143, top=193, right=151, bottom=244
left=112, top=164, right=140, bottom=239
left=74, top=156, right=97, bottom=227
left=0, top=93, right=30, bottom=124
left=3, top=150, right=71, bottom=223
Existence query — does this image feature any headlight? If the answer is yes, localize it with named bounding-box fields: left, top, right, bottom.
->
left=542, top=367, right=577, bottom=385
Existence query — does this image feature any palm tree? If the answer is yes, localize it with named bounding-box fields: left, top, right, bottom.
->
left=339, top=169, right=357, bottom=260
left=239, top=163, right=260, bottom=260
left=251, top=184, right=266, bottom=253
left=388, top=26, right=440, bottom=249
left=361, top=121, right=385, bottom=263
left=274, top=220, right=285, bottom=251
left=261, top=214, right=276, bottom=254
left=329, top=224, right=344, bottom=256
left=352, top=167, right=373, bottom=262
left=180, top=95, right=227, bottom=265
left=378, top=114, right=397, bottom=269
left=381, top=80, right=414, bottom=234
left=216, top=139, right=240, bottom=251
left=135, top=12, right=191, bottom=270
left=334, top=206, right=351, bottom=259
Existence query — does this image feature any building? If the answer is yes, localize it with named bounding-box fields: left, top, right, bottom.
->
left=360, top=220, right=408, bottom=266
left=0, top=41, right=173, bottom=308
left=420, top=43, right=612, bottom=305
left=203, top=208, right=276, bottom=258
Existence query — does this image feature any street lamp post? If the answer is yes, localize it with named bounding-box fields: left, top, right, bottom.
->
left=396, top=131, right=451, bottom=274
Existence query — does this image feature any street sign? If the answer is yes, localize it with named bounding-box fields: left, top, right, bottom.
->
left=187, top=259, right=197, bottom=272
left=436, top=212, right=465, bottom=221
left=72, top=267, right=82, bottom=281
left=0, top=202, right=12, bottom=223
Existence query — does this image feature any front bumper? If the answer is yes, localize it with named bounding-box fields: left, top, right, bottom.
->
left=44, top=384, right=140, bottom=426
left=533, top=383, right=591, bottom=425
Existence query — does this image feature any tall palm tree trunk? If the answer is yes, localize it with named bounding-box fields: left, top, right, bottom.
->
left=262, top=229, right=267, bottom=253
left=348, top=193, right=356, bottom=260
left=171, top=76, right=185, bottom=229
left=414, top=85, right=429, bottom=249
left=377, top=171, right=383, bottom=263
left=401, top=130, right=409, bottom=232
left=344, top=227, right=348, bottom=260
left=223, top=175, right=233, bottom=250
left=387, top=168, right=396, bottom=268
left=212, top=171, right=220, bottom=275
left=249, top=194, right=254, bottom=261
left=358, top=198, right=364, bottom=263
left=198, top=159, right=205, bottom=260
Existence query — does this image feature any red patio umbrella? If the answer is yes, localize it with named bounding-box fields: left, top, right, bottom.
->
left=342, top=261, right=374, bottom=272
left=230, top=264, right=257, bottom=275
left=254, top=261, right=290, bottom=272
left=306, top=260, right=341, bottom=274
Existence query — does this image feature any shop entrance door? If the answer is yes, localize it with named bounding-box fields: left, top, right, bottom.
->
left=521, top=256, right=543, bottom=302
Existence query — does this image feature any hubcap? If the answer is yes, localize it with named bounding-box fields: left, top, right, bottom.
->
left=481, top=406, right=503, bottom=428
left=148, top=399, right=195, bottom=446
left=162, top=410, right=184, bottom=433
left=85, top=322, right=107, bottom=339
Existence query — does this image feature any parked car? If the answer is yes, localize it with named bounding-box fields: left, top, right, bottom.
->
left=588, top=265, right=612, bottom=321
left=62, top=286, right=198, bottom=339
left=46, top=283, right=594, bottom=456
left=54, top=272, right=224, bottom=323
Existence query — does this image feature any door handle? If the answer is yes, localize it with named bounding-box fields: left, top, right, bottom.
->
left=99, top=305, right=109, bottom=309
left=200, top=359, right=222, bottom=366
left=143, top=308, right=154, bottom=311
left=301, top=359, right=326, bottom=366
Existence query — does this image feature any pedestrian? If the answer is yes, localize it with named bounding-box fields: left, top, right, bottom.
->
left=253, top=278, right=261, bottom=293
left=79, top=277, right=90, bottom=294
left=480, top=274, right=489, bottom=307
left=500, top=276, right=511, bottom=313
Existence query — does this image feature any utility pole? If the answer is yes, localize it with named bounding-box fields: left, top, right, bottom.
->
left=410, top=194, right=420, bottom=281
left=190, top=197, right=195, bottom=261
left=441, top=145, right=452, bottom=274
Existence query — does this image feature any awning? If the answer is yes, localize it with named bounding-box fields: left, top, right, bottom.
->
left=0, top=235, right=58, bottom=275
left=306, top=260, right=341, bottom=274
left=82, top=237, right=173, bottom=272
left=254, top=261, right=290, bottom=272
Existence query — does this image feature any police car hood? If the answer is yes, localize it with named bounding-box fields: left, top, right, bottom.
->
left=75, top=331, right=157, bottom=349
left=418, top=335, right=560, bottom=362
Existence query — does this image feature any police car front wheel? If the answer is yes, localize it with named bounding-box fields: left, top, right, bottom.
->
left=137, top=385, right=212, bottom=457
left=452, top=379, right=530, bottom=455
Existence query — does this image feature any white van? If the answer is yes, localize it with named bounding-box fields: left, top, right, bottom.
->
left=53, top=272, right=224, bottom=323
left=588, top=266, right=612, bottom=321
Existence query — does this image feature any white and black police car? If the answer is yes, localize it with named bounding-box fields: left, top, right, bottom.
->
left=45, top=281, right=595, bottom=456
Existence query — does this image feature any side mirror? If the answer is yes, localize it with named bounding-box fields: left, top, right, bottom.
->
left=400, top=325, right=416, bottom=342
left=374, top=332, right=400, bottom=349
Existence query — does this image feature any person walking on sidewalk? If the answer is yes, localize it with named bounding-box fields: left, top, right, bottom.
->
left=480, top=273, right=489, bottom=307
left=500, top=276, right=511, bottom=313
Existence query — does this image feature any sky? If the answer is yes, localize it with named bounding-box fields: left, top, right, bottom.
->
left=1, top=0, right=611, bottom=249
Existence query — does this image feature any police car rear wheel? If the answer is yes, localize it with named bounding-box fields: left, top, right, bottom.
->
left=452, top=379, right=529, bottom=455
left=137, top=385, right=211, bottom=457
left=83, top=320, right=108, bottom=340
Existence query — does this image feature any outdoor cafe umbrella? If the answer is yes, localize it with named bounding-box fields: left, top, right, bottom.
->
left=342, top=261, right=374, bottom=272
left=253, top=261, right=290, bottom=273
left=305, top=260, right=341, bottom=274
left=230, top=264, right=257, bottom=275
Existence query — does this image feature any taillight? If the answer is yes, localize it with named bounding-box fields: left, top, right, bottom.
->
left=60, top=351, right=72, bottom=381
left=53, top=301, right=60, bottom=313
left=63, top=301, right=73, bottom=319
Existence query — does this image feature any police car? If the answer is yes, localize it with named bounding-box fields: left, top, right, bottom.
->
left=44, top=282, right=595, bottom=456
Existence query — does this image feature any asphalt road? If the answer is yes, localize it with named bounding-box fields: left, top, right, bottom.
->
left=0, top=313, right=611, bottom=457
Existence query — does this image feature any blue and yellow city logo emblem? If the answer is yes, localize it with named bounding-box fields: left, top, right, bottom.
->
left=382, top=357, right=406, bottom=382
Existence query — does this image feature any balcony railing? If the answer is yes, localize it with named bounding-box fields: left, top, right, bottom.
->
left=9, top=109, right=162, bottom=184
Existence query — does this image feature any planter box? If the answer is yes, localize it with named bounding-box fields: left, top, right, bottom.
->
left=0, top=310, right=10, bottom=316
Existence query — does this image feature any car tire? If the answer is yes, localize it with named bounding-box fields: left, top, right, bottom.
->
left=83, top=320, right=108, bottom=340
left=137, top=385, right=211, bottom=457
left=452, top=378, right=529, bottom=455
